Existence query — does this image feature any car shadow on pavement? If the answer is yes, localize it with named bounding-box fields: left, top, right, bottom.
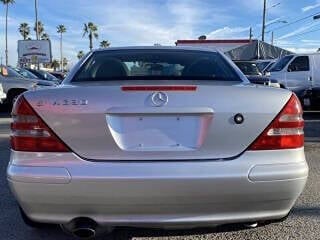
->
left=292, top=206, right=320, bottom=218
left=18, top=222, right=263, bottom=240
left=95, top=223, right=269, bottom=240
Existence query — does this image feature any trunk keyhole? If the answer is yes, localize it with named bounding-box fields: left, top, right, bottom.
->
left=234, top=113, right=244, bottom=124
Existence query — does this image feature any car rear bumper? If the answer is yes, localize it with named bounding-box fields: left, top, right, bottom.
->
left=7, top=148, right=308, bottom=227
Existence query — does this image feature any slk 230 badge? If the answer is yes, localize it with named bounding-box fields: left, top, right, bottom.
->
left=36, top=99, right=88, bottom=107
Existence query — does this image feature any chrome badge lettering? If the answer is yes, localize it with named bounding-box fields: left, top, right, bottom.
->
left=52, top=99, right=88, bottom=106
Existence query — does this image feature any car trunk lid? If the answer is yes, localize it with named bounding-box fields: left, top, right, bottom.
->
left=24, top=82, right=292, bottom=160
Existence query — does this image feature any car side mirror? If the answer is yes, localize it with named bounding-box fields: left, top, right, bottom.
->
left=287, top=66, right=293, bottom=72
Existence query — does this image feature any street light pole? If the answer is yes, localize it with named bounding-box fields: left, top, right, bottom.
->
left=262, top=0, right=267, bottom=42
left=35, top=0, right=39, bottom=40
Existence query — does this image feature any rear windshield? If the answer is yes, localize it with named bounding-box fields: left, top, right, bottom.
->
left=14, top=68, right=39, bottom=79
left=256, top=61, right=270, bottom=72
left=269, top=55, right=294, bottom=72
left=72, top=49, right=241, bottom=82
left=234, top=62, right=261, bottom=76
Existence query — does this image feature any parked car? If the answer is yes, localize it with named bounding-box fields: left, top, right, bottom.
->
left=25, top=68, right=61, bottom=84
left=267, top=54, right=318, bottom=106
left=234, top=61, right=280, bottom=88
left=50, top=71, right=66, bottom=81
left=12, top=67, right=40, bottom=80
left=255, top=59, right=277, bottom=75
left=264, top=60, right=277, bottom=74
left=255, top=60, right=272, bottom=72
left=7, top=47, right=308, bottom=238
left=0, top=65, right=57, bottom=108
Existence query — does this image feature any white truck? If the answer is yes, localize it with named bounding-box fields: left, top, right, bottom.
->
left=268, top=53, right=320, bottom=107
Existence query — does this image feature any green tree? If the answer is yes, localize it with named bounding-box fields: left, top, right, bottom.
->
left=77, top=50, right=85, bottom=60
left=19, top=22, right=30, bottom=40
left=51, top=59, right=60, bottom=71
left=62, top=57, right=68, bottom=70
left=99, top=40, right=110, bottom=48
left=83, top=22, right=98, bottom=51
left=34, top=20, right=44, bottom=38
left=40, top=32, right=49, bottom=40
left=57, top=24, right=66, bottom=71
left=1, top=0, right=15, bottom=66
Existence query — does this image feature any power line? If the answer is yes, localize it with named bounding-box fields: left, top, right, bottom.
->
left=268, top=11, right=320, bottom=33
left=284, top=27, right=320, bottom=39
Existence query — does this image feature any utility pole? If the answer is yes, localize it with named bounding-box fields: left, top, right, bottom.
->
left=271, top=31, right=274, bottom=45
left=261, top=0, right=267, bottom=42
left=249, top=27, right=253, bottom=41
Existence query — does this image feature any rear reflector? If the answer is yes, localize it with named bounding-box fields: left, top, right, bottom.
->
left=121, top=86, right=197, bottom=91
left=249, top=94, right=304, bottom=150
left=10, top=96, right=70, bottom=152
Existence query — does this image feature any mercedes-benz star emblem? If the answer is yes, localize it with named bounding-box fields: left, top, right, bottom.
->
left=151, top=92, right=168, bottom=107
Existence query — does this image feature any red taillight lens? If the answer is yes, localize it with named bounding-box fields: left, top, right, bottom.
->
left=249, top=94, right=304, bottom=150
left=11, top=96, right=70, bottom=152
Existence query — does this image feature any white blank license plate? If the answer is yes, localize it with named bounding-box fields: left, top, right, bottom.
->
left=106, top=114, right=212, bottom=151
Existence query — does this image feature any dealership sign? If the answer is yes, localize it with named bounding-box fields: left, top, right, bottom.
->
left=18, top=40, right=52, bottom=64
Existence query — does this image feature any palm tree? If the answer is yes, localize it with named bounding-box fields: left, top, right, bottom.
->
left=34, top=21, right=44, bottom=38
left=99, top=40, right=110, bottom=48
left=40, top=32, right=49, bottom=40
left=77, top=50, right=84, bottom=60
left=19, top=23, right=30, bottom=40
left=57, top=25, right=66, bottom=71
left=1, top=0, right=15, bottom=66
left=83, top=22, right=98, bottom=51
left=60, top=57, right=68, bottom=71
left=51, top=59, right=60, bottom=71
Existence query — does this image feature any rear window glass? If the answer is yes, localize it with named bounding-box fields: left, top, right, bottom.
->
left=72, top=49, right=241, bottom=82
left=269, top=55, right=294, bottom=72
left=256, top=61, right=270, bottom=72
left=234, top=62, right=261, bottom=76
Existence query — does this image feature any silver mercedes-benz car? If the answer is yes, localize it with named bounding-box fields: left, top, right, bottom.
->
left=7, top=47, right=308, bottom=238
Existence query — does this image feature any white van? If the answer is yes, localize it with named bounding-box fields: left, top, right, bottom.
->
left=268, top=53, right=320, bottom=106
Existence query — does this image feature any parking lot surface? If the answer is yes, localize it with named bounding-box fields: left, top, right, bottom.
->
left=0, top=112, right=319, bottom=240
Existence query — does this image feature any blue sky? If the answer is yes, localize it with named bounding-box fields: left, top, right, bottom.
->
left=1, top=0, right=320, bottom=66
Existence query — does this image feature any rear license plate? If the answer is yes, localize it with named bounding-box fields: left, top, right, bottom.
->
left=106, top=114, right=212, bottom=151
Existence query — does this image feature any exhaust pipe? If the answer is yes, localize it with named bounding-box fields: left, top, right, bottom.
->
left=62, top=217, right=97, bottom=239
left=243, top=222, right=258, bottom=228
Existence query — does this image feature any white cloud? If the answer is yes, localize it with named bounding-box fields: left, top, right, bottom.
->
left=285, top=47, right=317, bottom=53
left=206, top=26, right=250, bottom=39
left=1, top=0, right=319, bottom=66
left=302, top=1, right=320, bottom=12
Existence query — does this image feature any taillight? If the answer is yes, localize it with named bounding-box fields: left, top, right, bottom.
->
left=249, top=94, right=304, bottom=150
left=11, top=96, right=70, bottom=152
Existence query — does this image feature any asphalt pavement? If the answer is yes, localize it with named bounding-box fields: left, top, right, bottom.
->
left=0, top=112, right=319, bottom=240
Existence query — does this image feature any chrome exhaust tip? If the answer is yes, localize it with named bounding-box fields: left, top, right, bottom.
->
left=61, top=217, right=97, bottom=239
left=244, top=222, right=258, bottom=228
